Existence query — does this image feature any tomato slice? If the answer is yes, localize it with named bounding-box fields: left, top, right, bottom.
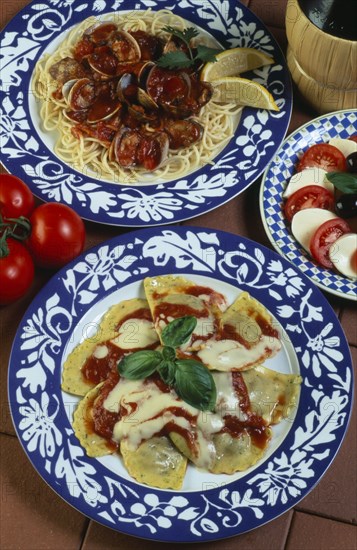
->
left=297, top=143, right=346, bottom=172
left=284, top=185, right=334, bottom=222
left=310, top=218, right=351, bottom=269
left=348, top=135, right=357, bottom=143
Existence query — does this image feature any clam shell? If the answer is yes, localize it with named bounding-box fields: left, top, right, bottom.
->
left=62, top=78, right=96, bottom=111
left=110, top=30, right=141, bottom=63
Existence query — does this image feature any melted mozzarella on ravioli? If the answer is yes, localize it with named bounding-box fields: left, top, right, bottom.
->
left=111, top=318, right=158, bottom=350
left=197, top=336, right=281, bottom=371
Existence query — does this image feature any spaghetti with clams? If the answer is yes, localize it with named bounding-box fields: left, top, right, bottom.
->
left=34, top=9, right=242, bottom=184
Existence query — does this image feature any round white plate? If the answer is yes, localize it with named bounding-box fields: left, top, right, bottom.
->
left=260, top=109, right=357, bottom=301
left=0, top=0, right=292, bottom=226
left=8, top=226, right=353, bottom=541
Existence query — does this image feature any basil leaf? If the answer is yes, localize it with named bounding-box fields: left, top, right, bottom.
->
left=326, top=172, right=357, bottom=194
left=161, top=316, right=197, bottom=347
left=162, top=346, right=176, bottom=361
left=118, top=350, right=162, bottom=380
left=174, top=359, right=217, bottom=411
left=195, top=45, right=221, bottom=63
left=158, top=359, right=176, bottom=386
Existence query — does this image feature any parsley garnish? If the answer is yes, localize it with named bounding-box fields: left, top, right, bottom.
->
left=157, top=26, right=221, bottom=70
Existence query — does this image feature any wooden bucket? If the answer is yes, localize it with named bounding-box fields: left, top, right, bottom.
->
left=285, top=0, right=357, bottom=111
left=287, top=46, right=357, bottom=113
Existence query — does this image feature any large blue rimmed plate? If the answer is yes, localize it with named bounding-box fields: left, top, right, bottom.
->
left=0, top=0, right=292, bottom=227
left=260, top=109, right=357, bottom=301
left=8, top=226, right=353, bottom=542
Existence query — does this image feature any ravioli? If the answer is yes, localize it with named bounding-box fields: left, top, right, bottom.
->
left=197, top=292, right=282, bottom=371
left=66, top=278, right=302, bottom=490
left=72, top=383, right=114, bottom=457
left=144, top=275, right=227, bottom=350
left=73, top=374, right=188, bottom=489
left=170, top=368, right=301, bottom=473
left=243, top=365, right=302, bottom=424
left=120, top=437, right=187, bottom=490
left=62, top=298, right=158, bottom=396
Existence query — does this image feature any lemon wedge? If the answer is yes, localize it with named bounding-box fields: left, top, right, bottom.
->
left=211, top=77, right=279, bottom=111
left=201, top=47, right=274, bottom=81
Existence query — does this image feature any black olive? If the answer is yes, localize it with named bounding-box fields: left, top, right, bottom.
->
left=346, top=151, right=357, bottom=173
left=335, top=193, right=357, bottom=218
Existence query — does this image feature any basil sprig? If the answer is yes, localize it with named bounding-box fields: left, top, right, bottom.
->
left=326, top=172, right=357, bottom=194
left=118, top=315, right=217, bottom=411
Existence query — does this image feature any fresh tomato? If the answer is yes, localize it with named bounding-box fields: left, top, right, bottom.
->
left=310, top=217, right=351, bottom=269
left=0, top=174, right=35, bottom=219
left=0, top=238, right=35, bottom=305
left=297, top=143, right=346, bottom=172
left=27, top=203, right=85, bottom=269
left=348, top=135, right=357, bottom=143
left=284, top=185, right=334, bottom=222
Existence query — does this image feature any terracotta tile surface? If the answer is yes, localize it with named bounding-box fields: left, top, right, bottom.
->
left=1, top=1, right=356, bottom=549
left=248, top=0, right=288, bottom=29
left=286, top=512, right=357, bottom=550
left=82, top=511, right=293, bottom=550
left=0, top=434, right=87, bottom=550
left=340, top=308, right=357, bottom=347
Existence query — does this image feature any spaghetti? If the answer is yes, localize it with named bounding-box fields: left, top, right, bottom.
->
left=34, top=9, right=242, bottom=184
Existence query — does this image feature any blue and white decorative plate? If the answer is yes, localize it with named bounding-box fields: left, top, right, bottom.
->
left=8, top=227, right=353, bottom=542
left=260, top=109, right=357, bottom=301
left=0, top=0, right=292, bottom=227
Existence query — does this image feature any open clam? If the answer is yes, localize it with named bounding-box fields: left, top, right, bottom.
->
left=83, top=22, right=118, bottom=44
left=87, top=94, right=122, bottom=124
left=110, top=128, right=141, bottom=167
left=164, top=119, right=204, bottom=149
left=62, top=78, right=96, bottom=111
left=108, top=30, right=141, bottom=63
left=111, top=127, right=169, bottom=170
left=87, top=45, right=119, bottom=78
left=145, top=66, right=192, bottom=116
left=137, top=132, right=169, bottom=171
left=117, top=70, right=158, bottom=122
left=117, top=73, right=138, bottom=103
left=129, top=30, right=164, bottom=60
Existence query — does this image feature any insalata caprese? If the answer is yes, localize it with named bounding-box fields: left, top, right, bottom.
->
left=283, top=136, right=357, bottom=279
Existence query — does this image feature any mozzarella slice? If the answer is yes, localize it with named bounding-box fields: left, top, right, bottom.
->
left=283, top=167, right=331, bottom=198
left=329, top=138, right=357, bottom=158
left=291, top=208, right=338, bottom=253
left=329, top=233, right=357, bottom=279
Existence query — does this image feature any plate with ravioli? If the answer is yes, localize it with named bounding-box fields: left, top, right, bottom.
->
left=260, top=109, right=357, bottom=301
left=0, top=0, right=292, bottom=226
left=8, top=227, right=353, bottom=542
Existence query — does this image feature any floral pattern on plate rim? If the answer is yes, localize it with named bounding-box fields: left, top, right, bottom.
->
left=8, top=227, right=353, bottom=542
left=0, top=0, right=292, bottom=226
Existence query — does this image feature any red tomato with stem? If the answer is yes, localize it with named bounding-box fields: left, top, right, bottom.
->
left=0, top=238, right=35, bottom=305
left=27, top=203, right=85, bottom=269
left=297, top=144, right=346, bottom=172
left=284, top=185, right=334, bottom=222
left=310, top=218, right=351, bottom=269
left=0, top=174, right=35, bottom=219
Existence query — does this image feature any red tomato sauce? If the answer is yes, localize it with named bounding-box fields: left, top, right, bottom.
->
left=80, top=307, right=157, bottom=385
left=221, top=371, right=270, bottom=449
left=87, top=371, right=120, bottom=449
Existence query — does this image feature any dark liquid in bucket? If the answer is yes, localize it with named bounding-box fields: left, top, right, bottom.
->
left=298, top=0, right=357, bottom=40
